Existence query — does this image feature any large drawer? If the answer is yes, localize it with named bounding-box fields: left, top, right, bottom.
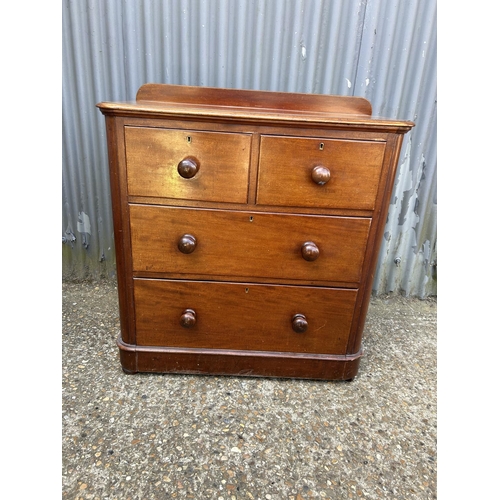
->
left=125, top=126, right=251, bottom=203
left=130, top=205, right=371, bottom=284
left=256, top=135, right=386, bottom=210
left=133, top=279, right=358, bottom=354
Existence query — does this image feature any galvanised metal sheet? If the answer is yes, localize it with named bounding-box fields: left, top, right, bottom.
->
left=62, top=0, right=436, bottom=297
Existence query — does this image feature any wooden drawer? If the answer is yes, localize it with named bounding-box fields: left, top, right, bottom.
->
left=134, top=278, right=358, bottom=354
left=125, top=126, right=251, bottom=203
left=257, top=135, right=386, bottom=210
left=130, top=204, right=371, bottom=284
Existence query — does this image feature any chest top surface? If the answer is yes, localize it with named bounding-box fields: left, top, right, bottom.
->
left=97, top=83, right=414, bottom=132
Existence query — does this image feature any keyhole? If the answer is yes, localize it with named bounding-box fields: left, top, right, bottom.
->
left=249, top=216, right=254, bottom=222
left=187, top=136, right=192, bottom=143
left=319, top=142, right=324, bottom=150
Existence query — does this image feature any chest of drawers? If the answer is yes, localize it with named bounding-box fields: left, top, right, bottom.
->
left=97, top=84, right=413, bottom=380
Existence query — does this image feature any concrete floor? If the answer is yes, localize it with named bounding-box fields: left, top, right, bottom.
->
left=62, top=280, right=437, bottom=499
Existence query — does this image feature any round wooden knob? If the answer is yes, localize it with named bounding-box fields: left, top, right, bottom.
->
left=180, top=309, right=196, bottom=328
left=178, top=234, right=197, bottom=254
left=177, top=157, right=199, bottom=179
left=292, top=314, right=308, bottom=333
left=301, top=241, right=319, bottom=261
left=311, top=165, right=331, bottom=185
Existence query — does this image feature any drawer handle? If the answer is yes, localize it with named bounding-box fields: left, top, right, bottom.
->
left=178, top=234, right=197, bottom=254
left=292, top=313, right=308, bottom=333
left=177, top=157, right=199, bottom=179
left=311, top=165, right=331, bottom=185
left=301, top=241, right=320, bottom=261
left=180, top=309, right=197, bottom=328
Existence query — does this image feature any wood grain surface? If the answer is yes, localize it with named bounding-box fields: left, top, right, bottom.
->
left=133, top=278, right=357, bottom=354
left=97, top=84, right=414, bottom=379
left=129, top=205, right=371, bottom=284
left=257, top=136, right=386, bottom=210
left=125, top=126, right=251, bottom=203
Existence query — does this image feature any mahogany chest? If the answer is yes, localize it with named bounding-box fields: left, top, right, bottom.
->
left=97, top=84, right=413, bottom=380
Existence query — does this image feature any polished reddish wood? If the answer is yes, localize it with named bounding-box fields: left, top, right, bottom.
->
left=102, top=116, right=137, bottom=345
left=179, top=309, right=197, bottom=328
left=133, top=278, right=357, bottom=355
left=98, top=85, right=414, bottom=133
left=136, top=83, right=373, bottom=116
left=177, top=157, right=199, bottom=179
left=97, top=84, right=414, bottom=380
left=177, top=234, right=197, bottom=254
left=125, top=126, right=251, bottom=203
left=257, top=136, right=386, bottom=210
left=301, top=242, right=320, bottom=262
left=311, top=165, right=331, bottom=186
left=292, top=313, right=309, bottom=333
left=117, top=338, right=363, bottom=380
left=129, top=204, right=371, bottom=284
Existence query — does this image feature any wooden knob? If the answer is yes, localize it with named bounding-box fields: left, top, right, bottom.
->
left=177, top=157, right=199, bottom=179
left=292, top=314, right=308, bottom=333
left=301, top=241, right=319, bottom=261
left=178, top=234, right=197, bottom=254
left=311, top=165, right=330, bottom=185
left=180, top=309, right=196, bottom=328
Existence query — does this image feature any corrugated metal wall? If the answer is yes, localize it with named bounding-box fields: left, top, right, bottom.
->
left=62, top=0, right=437, bottom=297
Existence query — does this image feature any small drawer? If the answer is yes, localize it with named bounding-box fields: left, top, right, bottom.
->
left=133, top=279, right=358, bottom=354
left=125, top=126, right=251, bottom=203
left=130, top=205, right=371, bottom=284
left=257, top=135, right=386, bottom=210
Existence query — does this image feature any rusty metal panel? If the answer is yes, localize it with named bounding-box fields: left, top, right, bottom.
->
left=62, top=0, right=436, bottom=296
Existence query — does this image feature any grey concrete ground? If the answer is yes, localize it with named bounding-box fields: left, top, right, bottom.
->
left=62, top=280, right=436, bottom=500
